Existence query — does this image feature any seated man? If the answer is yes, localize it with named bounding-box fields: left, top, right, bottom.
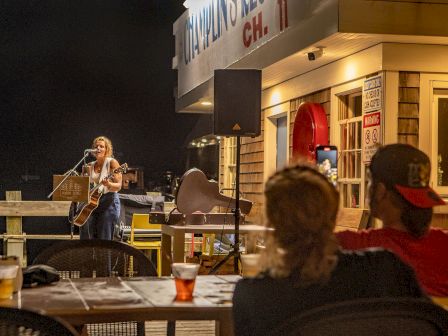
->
left=233, top=163, right=426, bottom=336
left=337, top=144, right=448, bottom=296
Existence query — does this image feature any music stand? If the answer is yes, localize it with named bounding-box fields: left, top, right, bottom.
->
left=47, top=151, right=91, bottom=239
left=47, top=151, right=91, bottom=199
left=51, top=175, right=89, bottom=202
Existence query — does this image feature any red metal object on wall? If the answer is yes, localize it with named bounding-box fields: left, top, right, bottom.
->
left=292, top=102, right=328, bottom=161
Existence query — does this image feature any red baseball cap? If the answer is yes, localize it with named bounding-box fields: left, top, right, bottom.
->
left=370, top=144, right=446, bottom=208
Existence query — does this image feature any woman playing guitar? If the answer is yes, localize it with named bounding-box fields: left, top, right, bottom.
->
left=79, top=135, right=122, bottom=240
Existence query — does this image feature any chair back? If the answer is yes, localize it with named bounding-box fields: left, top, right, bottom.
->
left=269, top=298, right=448, bottom=336
left=33, top=239, right=157, bottom=278
left=130, top=214, right=161, bottom=243
left=0, top=307, right=79, bottom=336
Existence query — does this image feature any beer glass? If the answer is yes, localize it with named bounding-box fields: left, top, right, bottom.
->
left=171, top=263, right=200, bottom=301
left=0, top=265, right=19, bottom=299
left=240, top=254, right=261, bottom=278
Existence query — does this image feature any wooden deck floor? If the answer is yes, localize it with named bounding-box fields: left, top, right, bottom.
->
left=145, top=321, right=216, bottom=335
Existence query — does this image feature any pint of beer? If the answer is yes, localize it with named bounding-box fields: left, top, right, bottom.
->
left=171, top=263, right=200, bottom=301
left=240, top=254, right=261, bottom=278
left=0, top=265, right=18, bottom=300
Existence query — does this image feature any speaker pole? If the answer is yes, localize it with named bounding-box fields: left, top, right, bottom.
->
left=209, top=135, right=242, bottom=275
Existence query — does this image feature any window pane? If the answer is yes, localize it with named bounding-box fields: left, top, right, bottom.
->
left=351, top=184, right=360, bottom=208
left=356, top=151, right=361, bottom=178
left=438, top=98, right=448, bottom=186
left=354, top=95, right=362, bottom=117
left=356, top=121, right=362, bottom=149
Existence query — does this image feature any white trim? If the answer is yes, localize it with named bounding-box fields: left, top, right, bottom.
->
left=419, top=74, right=448, bottom=194
left=330, top=78, right=365, bottom=146
left=330, top=78, right=366, bottom=208
left=419, top=74, right=448, bottom=158
left=262, top=44, right=383, bottom=110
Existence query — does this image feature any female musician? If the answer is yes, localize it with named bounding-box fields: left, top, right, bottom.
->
left=80, top=136, right=122, bottom=240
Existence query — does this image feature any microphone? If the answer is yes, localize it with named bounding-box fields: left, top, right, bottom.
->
left=84, top=148, right=99, bottom=154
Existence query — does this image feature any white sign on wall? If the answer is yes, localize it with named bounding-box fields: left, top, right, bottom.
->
left=362, top=111, right=381, bottom=163
left=173, top=0, right=333, bottom=97
left=362, top=74, right=383, bottom=163
left=363, top=75, right=382, bottom=113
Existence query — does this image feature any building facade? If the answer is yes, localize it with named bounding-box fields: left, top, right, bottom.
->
left=173, top=0, right=448, bottom=224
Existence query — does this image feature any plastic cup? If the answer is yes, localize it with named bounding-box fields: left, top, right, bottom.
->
left=172, top=263, right=200, bottom=301
left=0, top=265, right=18, bottom=299
left=240, top=254, right=261, bottom=278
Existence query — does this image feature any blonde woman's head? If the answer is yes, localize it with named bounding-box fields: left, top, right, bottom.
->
left=261, top=163, right=340, bottom=286
left=92, top=136, right=114, bottom=158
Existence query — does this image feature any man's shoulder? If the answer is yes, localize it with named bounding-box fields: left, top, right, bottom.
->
left=338, top=248, right=405, bottom=269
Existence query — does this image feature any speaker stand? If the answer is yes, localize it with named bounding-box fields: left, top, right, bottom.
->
left=209, top=135, right=241, bottom=275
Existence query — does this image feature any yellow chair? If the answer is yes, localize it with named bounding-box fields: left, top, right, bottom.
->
left=201, top=234, right=215, bottom=256
left=128, top=213, right=162, bottom=276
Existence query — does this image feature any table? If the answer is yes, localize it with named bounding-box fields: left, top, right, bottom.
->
left=2, top=275, right=240, bottom=336
left=161, top=224, right=269, bottom=275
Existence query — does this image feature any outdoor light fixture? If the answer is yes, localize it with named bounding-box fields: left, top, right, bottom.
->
left=183, top=1, right=191, bottom=8
left=200, top=101, right=212, bottom=106
left=307, top=47, right=324, bottom=61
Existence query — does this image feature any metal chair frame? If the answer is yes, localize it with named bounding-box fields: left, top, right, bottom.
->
left=269, top=297, right=448, bottom=336
left=0, top=306, right=79, bottom=336
left=33, top=239, right=157, bottom=336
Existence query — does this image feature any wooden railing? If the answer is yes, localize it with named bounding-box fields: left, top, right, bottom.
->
left=0, top=191, right=78, bottom=265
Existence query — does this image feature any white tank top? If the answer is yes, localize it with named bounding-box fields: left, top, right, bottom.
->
left=89, top=157, right=113, bottom=194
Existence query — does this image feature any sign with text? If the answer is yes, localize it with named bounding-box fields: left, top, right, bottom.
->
left=362, top=112, right=381, bottom=163
left=173, top=0, right=334, bottom=97
left=362, top=74, right=383, bottom=163
left=363, top=75, right=382, bottom=113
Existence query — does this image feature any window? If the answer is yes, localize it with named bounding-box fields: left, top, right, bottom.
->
left=338, top=92, right=365, bottom=208
left=433, top=88, right=448, bottom=195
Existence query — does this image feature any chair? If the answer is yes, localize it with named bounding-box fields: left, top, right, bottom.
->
left=269, top=298, right=448, bottom=336
left=33, top=239, right=157, bottom=336
left=0, top=306, right=79, bottom=336
left=128, top=213, right=162, bottom=276
left=33, top=239, right=157, bottom=278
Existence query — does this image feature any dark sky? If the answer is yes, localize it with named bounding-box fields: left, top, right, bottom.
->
left=0, top=0, right=199, bottom=199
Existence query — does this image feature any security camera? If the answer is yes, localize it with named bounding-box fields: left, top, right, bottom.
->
left=307, top=47, right=324, bottom=61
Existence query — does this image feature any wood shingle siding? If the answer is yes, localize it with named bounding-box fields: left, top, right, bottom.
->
left=398, top=72, right=420, bottom=147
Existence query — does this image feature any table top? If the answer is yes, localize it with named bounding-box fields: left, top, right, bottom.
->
left=162, top=224, right=271, bottom=235
left=1, top=275, right=240, bottom=326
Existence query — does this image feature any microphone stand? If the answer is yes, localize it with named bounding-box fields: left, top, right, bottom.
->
left=47, top=151, right=90, bottom=239
left=209, top=136, right=241, bottom=275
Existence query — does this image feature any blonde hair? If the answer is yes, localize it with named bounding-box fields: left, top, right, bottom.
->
left=92, top=136, right=114, bottom=158
left=260, top=163, right=339, bottom=286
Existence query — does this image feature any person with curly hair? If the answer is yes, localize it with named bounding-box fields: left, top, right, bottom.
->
left=79, top=135, right=122, bottom=240
left=232, top=163, right=425, bottom=336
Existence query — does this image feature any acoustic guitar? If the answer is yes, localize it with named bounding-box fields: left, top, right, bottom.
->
left=175, top=168, right=253, bottom=215
left=72, top=163, right=128, bottom=227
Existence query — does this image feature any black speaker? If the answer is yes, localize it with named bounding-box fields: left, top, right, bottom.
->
left=213, top=69, right=261, bottom=137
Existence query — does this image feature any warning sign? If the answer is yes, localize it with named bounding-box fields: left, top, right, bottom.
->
left=363, top=111, right=381, bottom=163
